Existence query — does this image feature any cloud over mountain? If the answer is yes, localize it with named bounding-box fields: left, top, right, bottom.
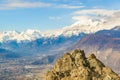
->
left=72, top=9, right=120, bottom=30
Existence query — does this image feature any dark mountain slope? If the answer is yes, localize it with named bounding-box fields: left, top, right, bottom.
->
left=0, top=48, right=20, bottom=58
left=69, top=29, right=120, bottom=74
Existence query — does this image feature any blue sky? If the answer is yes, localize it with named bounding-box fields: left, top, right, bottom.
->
left=0, top=0, right=120, bottom=31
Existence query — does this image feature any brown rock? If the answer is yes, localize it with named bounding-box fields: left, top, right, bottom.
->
left=45, top=49, right=120, bottom=80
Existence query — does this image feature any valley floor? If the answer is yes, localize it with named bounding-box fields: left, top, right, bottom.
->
left=0, top=57, right=52, bottom=80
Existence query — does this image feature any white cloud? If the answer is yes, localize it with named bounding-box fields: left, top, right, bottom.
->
left=49, top=16, right=62, bottom=20
left=72, top=16, right=92, bottom=21
left=71, top=9, right=120, bottom=30
left=0, top=0, right=52, bottom=10
left=7, top=2, right=51, bottom=8
left=56, top=4, right=85, bottom=9
left=0, top=0, right=85, bottom=10
left=73, top=9, right=120, bottom=16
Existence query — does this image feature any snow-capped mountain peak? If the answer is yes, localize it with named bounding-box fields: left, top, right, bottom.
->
left=20, top=29, right=43, bottom=41
left=0, top=31, right=19, bottom=42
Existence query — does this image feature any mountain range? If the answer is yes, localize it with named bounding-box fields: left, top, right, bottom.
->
left=0, top=21, right=119, bottom=54
left=0, top=22, right=120, bottom=74
left=0, top=20, right=118, bottom=43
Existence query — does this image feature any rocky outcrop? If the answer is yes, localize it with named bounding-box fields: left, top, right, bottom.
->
left=45, top=49, right=120, bottom=80
left=69, top=29, right=120, bottom=74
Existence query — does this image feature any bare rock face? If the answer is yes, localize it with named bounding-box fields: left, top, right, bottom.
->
left=45, top=49, right=120, bottom=80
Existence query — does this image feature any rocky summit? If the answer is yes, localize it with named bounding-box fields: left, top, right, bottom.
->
left=45, top=49, right=120, bottom=80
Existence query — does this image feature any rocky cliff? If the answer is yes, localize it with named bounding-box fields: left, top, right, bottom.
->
left=69, top=29, right=120, bottom=74
left=45, top=49, right=120, bottom=80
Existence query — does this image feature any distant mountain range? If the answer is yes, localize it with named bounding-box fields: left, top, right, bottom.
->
left=71, top=27, right=120, bottom=51
left=0, top=22, right=119, bottom=54
left=0, top=22, right=120, bottom=74
left=0, top=33, right=85, bottom=55
left=0, top=21, right=117, bottom=43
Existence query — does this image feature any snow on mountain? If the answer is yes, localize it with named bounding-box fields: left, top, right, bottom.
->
left=20, top=29, right=43, bottom=41
left=56, top=20, right=118, bottom=38
left=0, top=29, right=43, bottom=42
left=0, top=31, right=19, bottom=42
left=0, top=20, right=118, bottom=43
left=63, top=19, right=117, bottom=34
